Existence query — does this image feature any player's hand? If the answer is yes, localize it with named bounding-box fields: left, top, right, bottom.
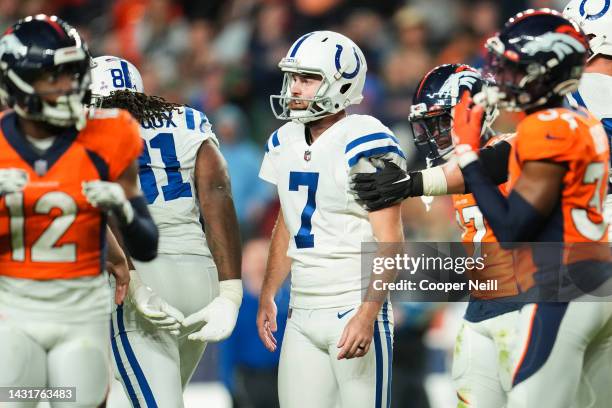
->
left=129, top=271, right=185, bottom=335
left=337, top=307, right=375, bottom=359
left=183, top=279, right=242, bottom=342
left=351, top=160, right=415, bottom=211
left=0, top=168, right=28, bottom=194
left=106, top=259, right=130, bottom=305
left=257, top=295, right=278, bottom=352
left=82, top=181, right=134, bottom=224
left=451, top=91, right=484, bottom=159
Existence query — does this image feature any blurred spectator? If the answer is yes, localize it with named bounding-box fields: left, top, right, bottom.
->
left=391, top=303, right=441, bottom=408
left=213, top=104, right=275, bottom=238
left=219, top=238, right=290, bottom=408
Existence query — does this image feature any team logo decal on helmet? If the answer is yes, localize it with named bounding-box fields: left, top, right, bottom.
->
left=483, top=9, right=588, bottom=111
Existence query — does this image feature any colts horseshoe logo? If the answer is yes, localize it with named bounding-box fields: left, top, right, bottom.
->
left=579, top=0, right=610, bottom=21
left=334, top=44, right=361, bottom=79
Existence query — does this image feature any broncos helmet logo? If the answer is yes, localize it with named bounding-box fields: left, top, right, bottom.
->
left=522, top=32, right=586, bottom=60
left=427, top=70, right=481, bottom=103
left=0, top=33, right=27, bottom=64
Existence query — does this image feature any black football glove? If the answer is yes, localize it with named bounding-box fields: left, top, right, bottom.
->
left=350, top=160, right=424, bottom=211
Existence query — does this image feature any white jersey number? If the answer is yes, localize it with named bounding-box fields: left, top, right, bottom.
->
left=6, top=191, right=77, bottom=262
left=572, top=161, right=607, bottom=241
left=456, top=205, right=487, bottom=258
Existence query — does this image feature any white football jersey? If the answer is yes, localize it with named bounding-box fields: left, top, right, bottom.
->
left=138, top=106, right=218, bottom=256
left=259, top=114, right=407, bottom=308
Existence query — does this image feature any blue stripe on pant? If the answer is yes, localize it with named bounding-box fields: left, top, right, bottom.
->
left=115, top=304, right=159, bottom=407
left=382, top=303, right=393, bottom=408
left=374, top=303, right=393, bottom=408
left=513, top=303, right=568, bottom=386
left=111, top=314, right=140, bottom=407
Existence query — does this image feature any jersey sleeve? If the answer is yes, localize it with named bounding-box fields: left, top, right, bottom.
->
left=259, top=129, right=280, bottom=185
left=108, top=110, right=143, bottom=181
left=344, top=116, right=407, bottom=176
left=515, top=110, right=581, bottom=164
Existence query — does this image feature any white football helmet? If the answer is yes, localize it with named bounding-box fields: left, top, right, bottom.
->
left=89, top=55, right=144, bottom=105
left=270, top=30, right=367, bottom=123
left=564, top=0, right=612, bottom=60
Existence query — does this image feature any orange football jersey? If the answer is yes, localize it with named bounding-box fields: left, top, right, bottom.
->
left=508, top=107, right=609, bottom=243
left=0, top=109, right=142, bottom=280
left=508, top=107, right=610, bottom=291
left=453, top=134, right=519, bottom=298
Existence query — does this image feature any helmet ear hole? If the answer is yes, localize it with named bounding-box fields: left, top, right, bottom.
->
left=339, top=83, right=351, bottom=94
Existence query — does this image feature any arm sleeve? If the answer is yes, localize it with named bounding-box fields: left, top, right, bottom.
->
left=259, top=130, right=280, bottom=185
left=345, top=127, right=408, bottom=177
left=461, top=158, right=545, bottom=244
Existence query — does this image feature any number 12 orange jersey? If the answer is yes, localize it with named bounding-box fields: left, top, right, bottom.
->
left=0, top=109, right=142, bottom=280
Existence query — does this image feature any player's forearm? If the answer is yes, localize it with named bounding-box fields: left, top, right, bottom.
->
left=362, top=205, right=403, bottom=319
left=461, top=160, right=544, bottom=243
left=195, top=140, right=242, bottom=281
left=201, top=192, right=242, bottom=281
left=261, top=211, right=291, bottom=300
left=105, top=226, right=127, bottom=267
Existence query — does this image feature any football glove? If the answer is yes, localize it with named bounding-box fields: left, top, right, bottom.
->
left=128, top=270, right=184, bottom=335
left=0, top=168, right=28, bottom=194
left=351, top=160, right=422, bottom=211
left=452, top=91, right=484, bottom=168
left=82, top=180, right=134, bottom=224
left=182, top=279, right=242, bottom=342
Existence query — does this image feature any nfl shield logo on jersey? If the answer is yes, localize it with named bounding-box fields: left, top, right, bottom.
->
left=304, top=150, right=311, bottom=161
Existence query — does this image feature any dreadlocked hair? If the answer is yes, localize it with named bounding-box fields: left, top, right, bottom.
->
left=98, top=90, right=182, bottom=123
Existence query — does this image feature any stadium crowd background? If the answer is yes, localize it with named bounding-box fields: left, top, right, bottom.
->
left=1, top=0, right=571, bottom=407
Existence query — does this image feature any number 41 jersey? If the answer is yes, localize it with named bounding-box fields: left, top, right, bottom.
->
left=137, top=106, right=218, bottom=257
left=259, top=114, right=407, bottom=309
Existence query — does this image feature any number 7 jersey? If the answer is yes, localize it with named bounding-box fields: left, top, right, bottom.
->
left=137, top=106, right=218, bottom=257
left=259, top=114, right=407, bottom=309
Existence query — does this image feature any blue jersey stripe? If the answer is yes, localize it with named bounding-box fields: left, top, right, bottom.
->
left=272, top=130, right=280, bottom=147
left=347, top=146, right=406, bottom=167
left=199, top=110, right=208, bottom=132
left=289, top=33, right=314, bottom=58
left=117, top=305, right=158, bottom=407
left=110, top=316, right=140, bottom=407
left=345, top=132, right=400, bottom=153
left=571, top=91, right=587, bottom=108
left=373, top=321, right=383, bottom=408
left=185, top=107, right=195, bottom=130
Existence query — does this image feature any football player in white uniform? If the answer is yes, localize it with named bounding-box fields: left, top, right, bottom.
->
left=564, top=0, right=612, bottom=239
left=89, top=56, right=243, bottom=407
left=257, top=31, right=405, bottom=408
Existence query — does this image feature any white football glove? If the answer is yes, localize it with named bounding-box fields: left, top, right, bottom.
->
left=82, top=180, right=134, bottom=224
left=0, top=168, right=28, bottom=194
left=128, top=270, right=185, bottom=335
left=182, top=279, right=242, bottom=342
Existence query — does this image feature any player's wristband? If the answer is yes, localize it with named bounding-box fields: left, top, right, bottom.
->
left=219, top=279, right=243, bottom=308
left=455, top=144, right=479, bottom=169
left=421, top=166, right=448, bottom=196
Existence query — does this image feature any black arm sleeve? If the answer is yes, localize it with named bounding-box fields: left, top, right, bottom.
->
left=464, top=140, right=512, bottom=193
left=118, top=196, right=159, bottom=262
left=461, top=159, right=545, bottom=245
